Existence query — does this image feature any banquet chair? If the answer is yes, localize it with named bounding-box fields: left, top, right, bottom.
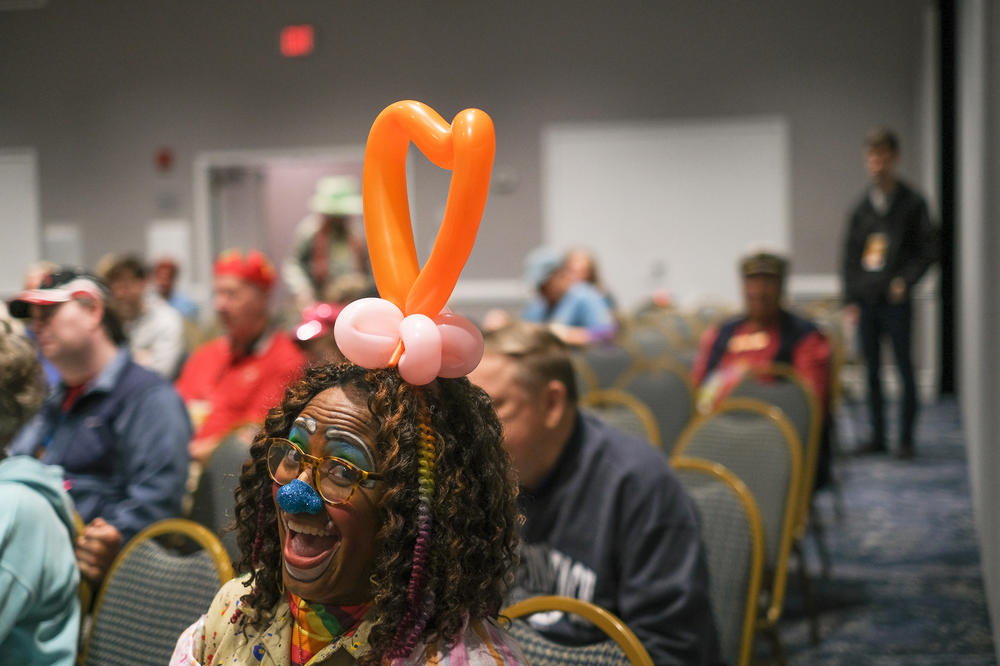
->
left=671, top=457, right=764, bottom=666
left=187, top=425, right=256, bottom=563
left=80, top=518, right=234, bottom=666
left=615, top=358, right=695, bottom=455
left=571, top=343, right=634, bottom=390
left=619, top=321, right=677, bottom=360
left=672, top=398, right=801, bottom=663
left=729, top=364, right=828, bottom=642
left=581, top=388, right=662, bottom=448
left=502, top=595, right=653, bottom=666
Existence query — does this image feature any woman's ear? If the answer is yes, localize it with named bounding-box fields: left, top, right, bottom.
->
left=541, top=379, right=569, bottom=430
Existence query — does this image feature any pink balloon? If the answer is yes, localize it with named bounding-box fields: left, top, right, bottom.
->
left=434, top=312, right=484, bottom=378
left=397, top=314, right=442, bottom=385
left=334, top=298, right=403, bottom=369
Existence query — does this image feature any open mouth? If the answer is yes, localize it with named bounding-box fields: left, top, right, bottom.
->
left=282, top=515, right=341, bottom=582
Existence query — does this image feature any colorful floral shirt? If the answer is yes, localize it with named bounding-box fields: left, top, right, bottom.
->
left=170, top=577, right=528, bottom=665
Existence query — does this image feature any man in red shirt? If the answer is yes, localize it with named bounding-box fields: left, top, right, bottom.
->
left=175, top=250, right=305, bottom=462
left=691, top=251, right=831, bottom=413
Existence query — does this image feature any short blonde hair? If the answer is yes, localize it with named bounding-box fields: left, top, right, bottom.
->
left=0, top=322, right=47, bottom=447
left=481, top=321, right=579, bottom=403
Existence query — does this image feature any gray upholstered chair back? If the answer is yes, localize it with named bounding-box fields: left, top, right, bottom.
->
left=729, top=365, right=821, bottom=534
left=188, top=429, right=253, bottom=563
left=621, top=323, right=675, bottom=359
left=82, top=519, right=233, bottom=666
left=581, top=389, right=661, bottom=448
left=730, top=370, right=814, bottom=466
left=672, top=458, right=764, bottom=666
left=672, top=398, right=801, bottom=628
left=506, top=622, right=630, bottom=666
left=572, top=344, right=634, bottom=390
left=615, top=359, right=694, bottom=455
left=502, top=594, right=653, bottom=665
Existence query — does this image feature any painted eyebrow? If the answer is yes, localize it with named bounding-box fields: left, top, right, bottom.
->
left=324, top=427, right=376, bottom=463
left=293, top=416, right=318, bottom=434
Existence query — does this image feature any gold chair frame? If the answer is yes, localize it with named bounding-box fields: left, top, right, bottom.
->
left=735, top=362, right=822, bottom=540
left=614, top=357, right=696, bottom=453
left=502, top=595, right=654, bottom=666
left=672, top=397, right=802, bottom=661
left=671, top=457, right=765, bottom=666
left=580, top=387, right=662, bottom=448
left=80, top=518, right=235, bottom=664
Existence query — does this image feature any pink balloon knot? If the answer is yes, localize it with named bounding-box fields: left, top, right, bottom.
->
left=333, top=298, right=484, bottom=386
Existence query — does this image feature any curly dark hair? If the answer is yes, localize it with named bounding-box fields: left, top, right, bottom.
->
left=232, top=363, right=520, bottom=663
left=0, top=321, right=47, bottom=449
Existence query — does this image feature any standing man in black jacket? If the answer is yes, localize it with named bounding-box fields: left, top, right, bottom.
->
left=842, top=128, right=939, bottom=459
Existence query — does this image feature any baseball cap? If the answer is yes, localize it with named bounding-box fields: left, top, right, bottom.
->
left=8, top=268, right=109, bottom=319
left=523, top=246, right=564, bottom=289
left=740, top=251, right=788, bottom=279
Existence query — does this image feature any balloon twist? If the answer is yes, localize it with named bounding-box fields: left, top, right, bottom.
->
left=333, top=101, right=494, bottom=386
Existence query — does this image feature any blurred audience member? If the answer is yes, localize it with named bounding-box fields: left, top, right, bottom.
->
left=283, top=175, right=373, bottom=310
left=469, top=322, right=720, bottom=665
left=520, top=246, right=616, bottom=346
left=103, top=255, right=185, bottom=378
left=176, top=250, right=305, bottom=462
left=293, top=301, right=345, bottom=367
left=842, top=128, right=939, bottom=459
left=565, top=246, right=616, bottom=309
left=6, top=268, right=191, bottom=584
left=692, top=251, right=831, bottom=409
left=16, top=260, right=61, bottom=388
left=691, top=251, right=833, bottom=485
left=152, top=257, right=200, bottom=322
left=0, top=322, right=80, bottom=664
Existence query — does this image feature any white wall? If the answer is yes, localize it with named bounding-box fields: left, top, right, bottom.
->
left=543, top=117, right=789, bottom=309
left=958, top=0, right=1000, bottom=659
left=0, top=149, right=39, bottom=297
left=0, top=0, right=929, bottom=298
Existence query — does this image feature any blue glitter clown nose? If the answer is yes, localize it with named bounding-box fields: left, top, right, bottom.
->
left=276, top=479, right=323, bottom=514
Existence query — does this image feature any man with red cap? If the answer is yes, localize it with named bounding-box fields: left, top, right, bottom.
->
left=175, top=250, right=305, bottom=462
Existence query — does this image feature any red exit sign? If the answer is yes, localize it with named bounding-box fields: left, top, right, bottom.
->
left=281, top=25, right=314, bottom=58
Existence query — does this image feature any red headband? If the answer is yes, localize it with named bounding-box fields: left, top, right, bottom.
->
left=213, top=249, right=276, bottom=290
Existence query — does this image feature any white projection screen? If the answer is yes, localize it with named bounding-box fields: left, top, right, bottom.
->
left=542, top=117, right=790, bottom=310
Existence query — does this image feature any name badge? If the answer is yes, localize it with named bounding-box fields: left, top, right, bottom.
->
left=862, top=232, right=888, bottom=271
left=728, top=332, right=770, bottom=353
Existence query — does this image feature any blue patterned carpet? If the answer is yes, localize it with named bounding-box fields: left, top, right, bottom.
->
left=778, top=398, right=996, bottom=665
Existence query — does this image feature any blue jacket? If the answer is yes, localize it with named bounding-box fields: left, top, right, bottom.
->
left=0, top=456, right=80, bottom=665
left=8, top=349, right=191, bottom=542
left=521, top=282, right=616, bottom=335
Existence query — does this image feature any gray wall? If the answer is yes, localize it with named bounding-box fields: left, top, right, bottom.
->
left=0, top=0, right=927, bottom=282
left=958, top=0, right=1000, bottom=658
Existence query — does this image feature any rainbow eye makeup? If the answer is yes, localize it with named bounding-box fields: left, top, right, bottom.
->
left=287, top=416, right=377, bottom=476
left=324, top=428, right=375, bottom=473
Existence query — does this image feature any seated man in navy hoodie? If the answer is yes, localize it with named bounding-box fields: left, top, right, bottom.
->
left=469, top=321, right=720, bottom=665
left=7, top=268, right=191, bottom=584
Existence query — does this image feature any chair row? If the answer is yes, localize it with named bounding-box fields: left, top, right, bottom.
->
left=78, top=513, right=658, bottom=666
left=670, top=390, right=829, bottom=665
